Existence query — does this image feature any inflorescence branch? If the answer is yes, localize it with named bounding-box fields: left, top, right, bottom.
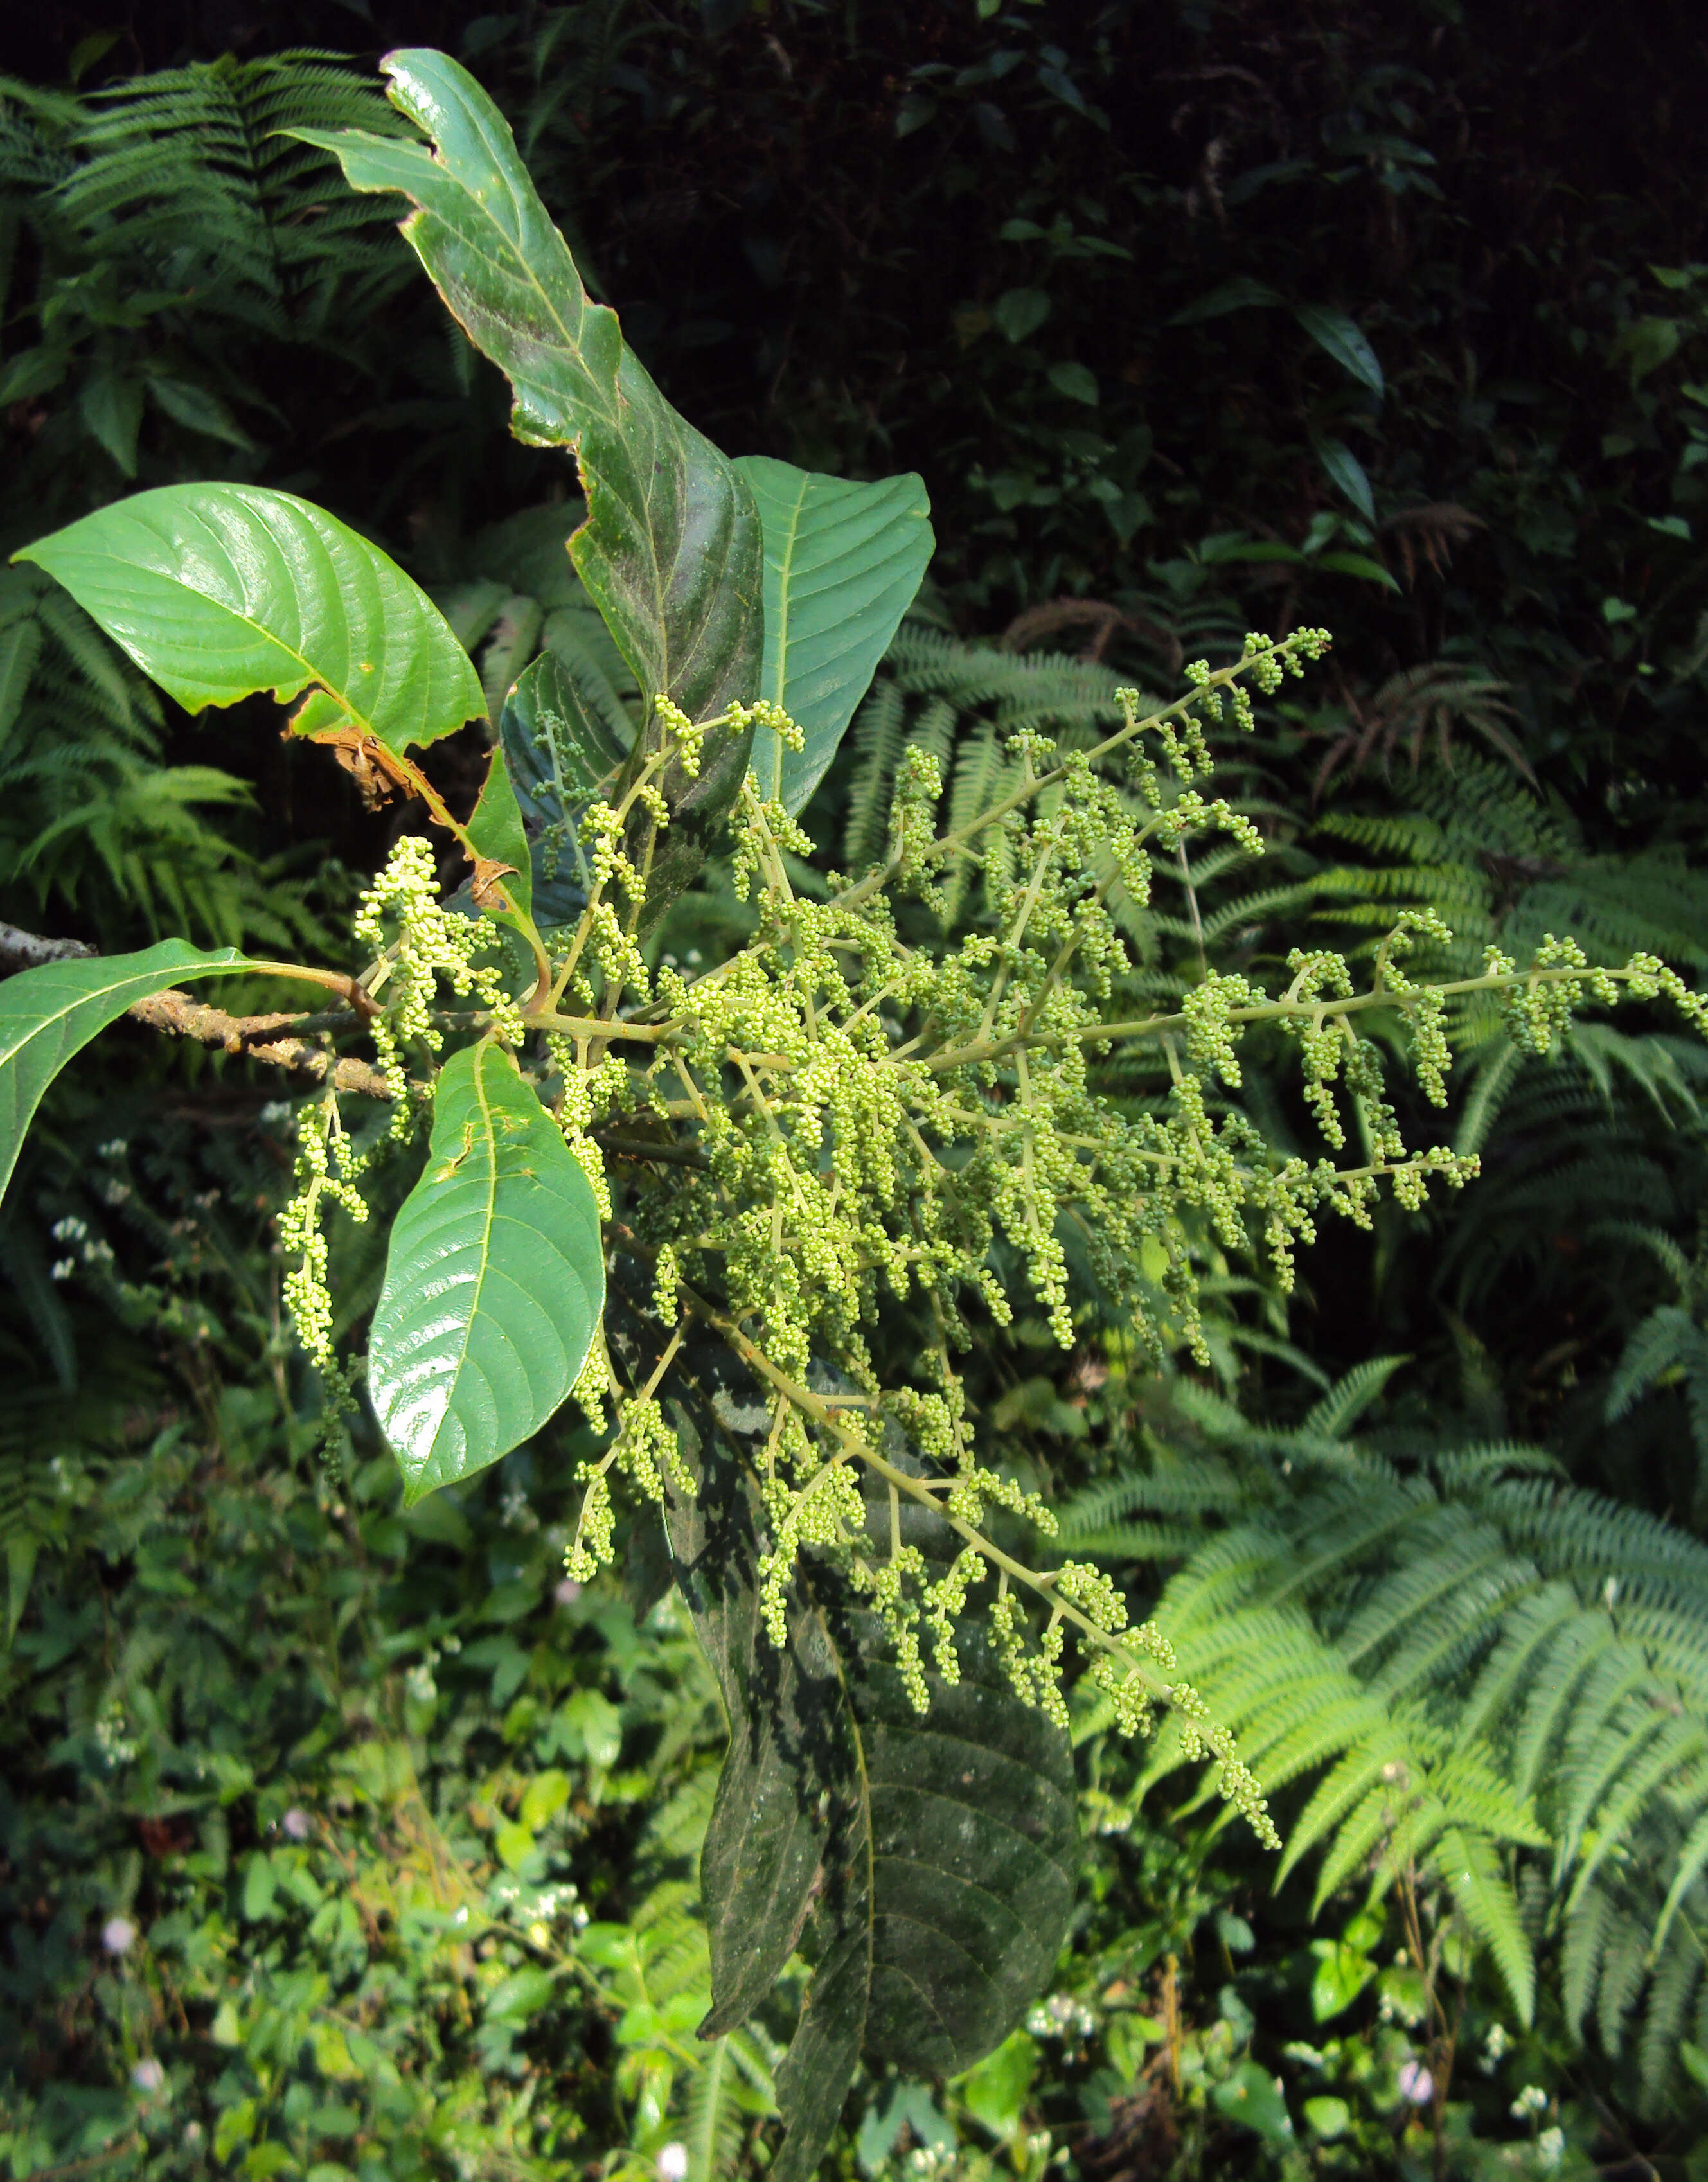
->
left=129, top=632, right=1708, bottom=1845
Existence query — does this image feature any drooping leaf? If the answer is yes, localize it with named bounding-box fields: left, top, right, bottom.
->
left=369, top=1041, right=604, bottom=1503
left=80, top=367, right=144, bottom=475
left=0, top=941, right=262, bottom=1203
left=734, top=457, right=933, bottom=813
left=659, top=1376, right=1077, bottom=2182
left=1295, top=304, right=1385, bottom=400
left=296, top=50, right=763, bottom=741
left=0, top=587, right=44, bottom=745
left=1313, top=437, right=1378, bottom=526
left=13, top=483, right=484, bottom=755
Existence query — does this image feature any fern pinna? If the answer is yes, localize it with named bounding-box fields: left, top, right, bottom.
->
left=1063, top=1375, right=1708, bottom=2115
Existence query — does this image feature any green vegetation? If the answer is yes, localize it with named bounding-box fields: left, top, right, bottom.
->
left=4, top=10, right=1708, bottom=2180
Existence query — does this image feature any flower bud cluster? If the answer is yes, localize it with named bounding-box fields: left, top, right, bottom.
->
left=337, top=629, right=1704, bottom=1849
left=353, top=837, right=517, bottom=1128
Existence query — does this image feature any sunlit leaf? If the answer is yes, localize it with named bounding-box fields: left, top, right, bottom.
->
left=734, top=457, right=933, bottom=813
left=0, top=941, right=260, bottom=1203
left=369, top=1042, right=604, bottom=1503
left=14, top=483, right=483, bottom=754
left=297, top=53, right=763, bottom=800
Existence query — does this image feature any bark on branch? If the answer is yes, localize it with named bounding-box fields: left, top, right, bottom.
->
left=127, top=989, right=394, bottom=1098
left=0, top=923, right=393, bottom=1098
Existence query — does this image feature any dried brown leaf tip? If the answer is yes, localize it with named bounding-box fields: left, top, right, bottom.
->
left=307, top=726, right=420, bottom=811
left=470, top=857, right=520, bottom=909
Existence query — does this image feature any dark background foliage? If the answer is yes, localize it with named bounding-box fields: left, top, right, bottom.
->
left=5, top=3, right=1708, bottom=2178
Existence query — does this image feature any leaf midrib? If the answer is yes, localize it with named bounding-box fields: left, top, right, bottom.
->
left=761, top=470, right=812, bottom=800
left=435, top=1044, right=502, bottom=1464
left=0, top=946, right=236, bottom=1067
left=73, top=518, right=380, bottom=741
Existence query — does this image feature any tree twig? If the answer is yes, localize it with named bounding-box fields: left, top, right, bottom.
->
left=0, top=921, right=96, bottom=968
left=0, top=922, right=393, bottom=1097
left=128, top=989, right=394, bottom=1097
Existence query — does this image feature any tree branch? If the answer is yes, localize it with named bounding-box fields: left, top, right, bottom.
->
left=0, top=922, right=96, bottom=968
left=0, top=923, right=393, bottom=1097
left=128, top=989, right=394, bottom=1097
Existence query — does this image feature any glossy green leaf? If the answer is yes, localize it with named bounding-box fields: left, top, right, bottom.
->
left=13, top=483, right=483, bottom=755
left=368, top=1042, right=604, bottom=1504
left=1295, top=303, right=1385, bottom=399
left=465, top=741, right=533, bottom=927
left=297, top=52, right=764, bottom=739
left=0, top=941, right=260, bottom=1204
left=659, top=1373, right=1076, bottom=2182
left=1303, top=2095, right=1351, bottom=2140
left=734, top=457, right=933, bottom=812
left=1309, top=1937, right=1376, bottom=2022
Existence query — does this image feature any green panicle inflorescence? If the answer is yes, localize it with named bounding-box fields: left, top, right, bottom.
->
left=298, top=631, right=1708, bottom=1854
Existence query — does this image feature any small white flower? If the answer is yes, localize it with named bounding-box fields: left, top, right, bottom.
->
left=280, top=1808, right=310, bottom=1841
left=1536, top=2125, right=1565, bottom=2172
left=1510, top=2084, right=1549, bottom=2120
left=1397, top=2058, right=1434, bottom=2105
left=131, top=2058, right=165, bottom=2095
left=102, top=1915, right=137, bottom=1955
left=655, top=2144, right=689, bottom=2182
left=98, top=1139, right=128, bottom=1160
left=50, top=1258, right=74, bottom=1281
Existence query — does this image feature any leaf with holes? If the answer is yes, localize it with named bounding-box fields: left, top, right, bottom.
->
left=369, top=1042, right=604, bottom=1503
left=0, top=942, right=268, bottom=1203
left=736, top=457, right=933, bottom=814
left=13, top=483, right=483, bottom=755
left=660, top=1385, right=1077, bottom=2182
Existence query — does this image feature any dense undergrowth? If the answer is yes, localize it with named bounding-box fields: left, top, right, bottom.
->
left=4, top=4, right=1708, bottom=2177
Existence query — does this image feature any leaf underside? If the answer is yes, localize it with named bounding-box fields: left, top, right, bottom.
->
left=654, top=1337, right=1078, bottom=2182
left=14, top=482, right=483, bottom=754
left=497, top=650, right=632, bottom=928
left=0, top=941, right=262, bottom=1203
left=369, top=1042, right=605, bottom=1502
left=734, top=456, right=934, bottom=815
